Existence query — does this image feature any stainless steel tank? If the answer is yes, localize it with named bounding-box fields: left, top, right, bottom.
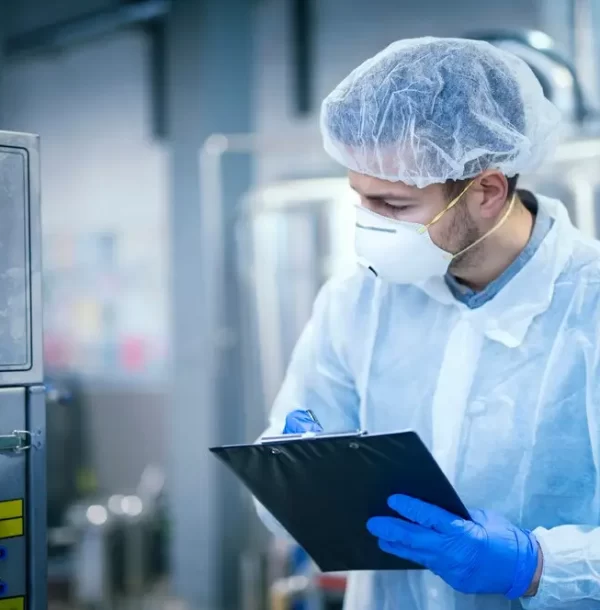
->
left=236, top=178, right=358, bottom=416
left=522, top=133, right=600, bottom=237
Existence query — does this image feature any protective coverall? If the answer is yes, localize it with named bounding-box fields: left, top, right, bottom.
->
left=257, top=191, right=600, bottom=609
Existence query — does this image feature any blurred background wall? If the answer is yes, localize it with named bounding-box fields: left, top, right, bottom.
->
left=0, top=0, right=576, bottom=503
left=0, top=0, right=597, bottom=609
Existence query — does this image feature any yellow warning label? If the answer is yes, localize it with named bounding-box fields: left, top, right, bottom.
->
left=0, top=519, right=23, bottom=539
left=0, top=500, right=23, bottom=521
left=0, top=597, right=24, bottom=610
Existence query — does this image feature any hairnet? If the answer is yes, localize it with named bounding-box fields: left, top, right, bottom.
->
left=320, top=37, right=561, bottom=188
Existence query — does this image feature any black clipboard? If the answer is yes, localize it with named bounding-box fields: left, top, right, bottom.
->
left=210, top=430, right=470, bottom=572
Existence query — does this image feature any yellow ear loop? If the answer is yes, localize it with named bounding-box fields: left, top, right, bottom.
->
left=417, top=180, right=475, bottom=235
left=451, top=192, right=517, bottom=260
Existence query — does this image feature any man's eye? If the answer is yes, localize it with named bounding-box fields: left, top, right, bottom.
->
left=384, top=201, right=410, bottom=212
left=362, top=197, right=411, bottom=216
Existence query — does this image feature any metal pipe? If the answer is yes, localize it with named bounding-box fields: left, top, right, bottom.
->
left=571, top=0, right=598, bottom=109
left=197, top=134, right=323, bottom=394
left=4, top=0, right=171, bottom=57
left=551, top=136, right=600, bottom=163
left=291, top=0, right=314, bottom=116
left=465, top=29, right=588, bottom=122
left=198, top=134, right=328, bottom=610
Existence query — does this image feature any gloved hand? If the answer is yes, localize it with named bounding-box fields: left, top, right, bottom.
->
left=367, top=495, right=540, bottom=599
left=283, top=410, right=323, bottom=434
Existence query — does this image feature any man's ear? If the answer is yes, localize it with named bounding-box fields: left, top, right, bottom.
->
left=470, top=170, right=509, bottom=220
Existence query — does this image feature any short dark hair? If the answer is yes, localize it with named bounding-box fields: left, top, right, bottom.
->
left=444, top=174, right=519, bottom=200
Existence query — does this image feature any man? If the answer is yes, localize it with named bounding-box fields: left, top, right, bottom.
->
left=257, top=37, right=600, bottom=609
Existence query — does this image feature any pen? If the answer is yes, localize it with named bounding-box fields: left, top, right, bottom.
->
left=306, top=409, right=322, bottom=428
left=260, top=410, right=326, bottom=443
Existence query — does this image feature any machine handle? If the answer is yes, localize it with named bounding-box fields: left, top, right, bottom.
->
left=0, top=430, right=33, bottom=452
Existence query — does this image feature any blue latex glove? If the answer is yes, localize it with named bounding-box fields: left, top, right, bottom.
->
left=283, top=410, right=324, bottom=434
left=367, top=495, right=539, bottom=599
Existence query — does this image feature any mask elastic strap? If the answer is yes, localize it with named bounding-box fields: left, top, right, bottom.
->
left=421, top=180, right=475, bottom=232
left=451, top=192, right=517, bottom=260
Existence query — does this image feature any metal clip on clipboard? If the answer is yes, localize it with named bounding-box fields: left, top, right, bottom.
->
left=260, top=409, right=367, bottom=443
left=260, top=429, right=368, bottom=443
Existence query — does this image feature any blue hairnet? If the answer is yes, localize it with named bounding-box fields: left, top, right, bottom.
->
left=320, top=37, right=561, bottom=187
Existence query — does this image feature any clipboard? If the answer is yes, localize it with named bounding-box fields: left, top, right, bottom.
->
left=210, top=430, right=470, bottom=572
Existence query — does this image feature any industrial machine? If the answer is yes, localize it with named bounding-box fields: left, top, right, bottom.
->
left=0, top=131, right=45, bottom=610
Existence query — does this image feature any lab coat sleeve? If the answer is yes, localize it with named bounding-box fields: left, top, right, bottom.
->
left=520, top=525, right=600, bottom=609
left=254, top=277, right=361, bottom=538
left=521, top=316, right=600, bottom=610
left=522, top=334, right=600, bottom=610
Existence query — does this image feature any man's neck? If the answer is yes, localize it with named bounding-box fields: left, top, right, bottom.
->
left=451, top=200, right=534, bottom=292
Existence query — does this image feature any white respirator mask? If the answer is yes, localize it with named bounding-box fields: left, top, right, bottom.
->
left=354, top=182, right=516, bottom=285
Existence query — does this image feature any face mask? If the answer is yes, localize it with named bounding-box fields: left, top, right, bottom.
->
left=354, top=183, right=516, bottom=285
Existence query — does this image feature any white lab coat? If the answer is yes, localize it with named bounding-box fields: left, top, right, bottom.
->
left=258, top=195, right=600, bottom=609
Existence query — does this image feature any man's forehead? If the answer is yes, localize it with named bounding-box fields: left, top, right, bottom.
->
left=341, top=140, right=426, bottom=192
left=348, top=171, right=420, bottom=199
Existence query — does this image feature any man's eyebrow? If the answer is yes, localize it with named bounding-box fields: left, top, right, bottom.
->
left=349, top=184, right=415, bottom=201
